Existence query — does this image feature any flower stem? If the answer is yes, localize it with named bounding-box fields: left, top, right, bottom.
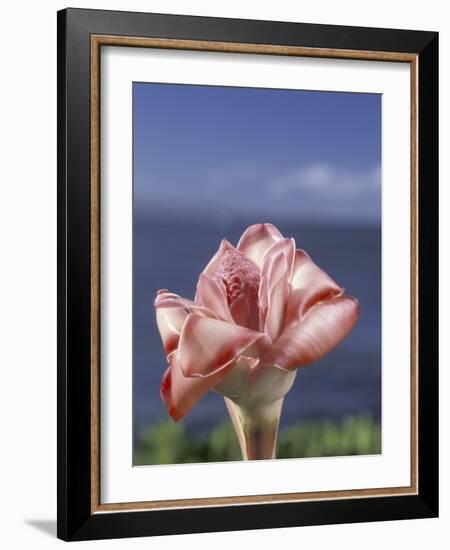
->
left=224, top=397, right=284, bottom=460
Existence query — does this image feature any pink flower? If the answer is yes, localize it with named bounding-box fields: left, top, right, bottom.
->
left=155, top=223, right=359, bottom=428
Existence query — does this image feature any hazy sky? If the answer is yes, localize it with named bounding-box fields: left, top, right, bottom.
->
left=133, top=83, right=381, bottom=225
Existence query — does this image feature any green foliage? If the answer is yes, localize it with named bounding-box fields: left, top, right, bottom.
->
left=134, top=415, right=381, bottom=466
left=277, top=415, right=381, bottom=459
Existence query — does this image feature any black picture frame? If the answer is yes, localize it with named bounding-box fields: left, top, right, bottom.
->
left=57, top=7, right=438, bottom=541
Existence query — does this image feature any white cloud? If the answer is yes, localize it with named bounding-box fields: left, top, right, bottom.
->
left=136, top=160, right=381, bottom=225
left=268, top=163, right=381, bottom=200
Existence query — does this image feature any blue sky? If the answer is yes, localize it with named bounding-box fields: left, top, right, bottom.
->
left=133, top=83, right=381, bottom=225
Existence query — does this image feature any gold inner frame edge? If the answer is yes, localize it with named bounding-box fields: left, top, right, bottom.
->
left=90, top=35, right=419, bottom=514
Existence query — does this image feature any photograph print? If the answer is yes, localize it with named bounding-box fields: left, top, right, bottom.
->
left=132, top=82, right=381, bottom=466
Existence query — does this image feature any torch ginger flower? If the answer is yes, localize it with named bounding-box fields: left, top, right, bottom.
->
left=155, top=223, right=359, bottom=460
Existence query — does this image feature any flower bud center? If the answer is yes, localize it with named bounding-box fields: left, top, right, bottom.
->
left=212, top=248, right=260, bottom=308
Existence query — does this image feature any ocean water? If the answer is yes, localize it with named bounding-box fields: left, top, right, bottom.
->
left=133, top=216, right=381, bottom=442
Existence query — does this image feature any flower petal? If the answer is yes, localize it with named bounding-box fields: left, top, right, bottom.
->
left=237, top=223, right=284, bottom=266
left=160, top=352, right=230, bottom=421
left=213, top=355, right=257, bottom=399
left=155, top=290, right=214, bottom=315
left=263, top=238, right=296, bottom=276
left=201, top=239, right=236, bottom=277
left=155, top=306, right=189, bottom=355
left=155, top=290, right=216, bottom=355
left=259, top=245, right=291, bottom=340
left=160, top=365, right=172, bottom=409
left=245, top=364, right=297, bottom=406
left=262, top=295, right=360, bottom=370
left=229, top=292, right=250, bottom=327
left=178, top=314, right=270, bottom=378
left=195, top=273, right=233, bottom=322
left=284, top=250, right=343, bottom=327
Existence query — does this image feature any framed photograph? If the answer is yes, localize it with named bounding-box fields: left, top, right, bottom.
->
left=57, top=8, right=438, bottom=541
